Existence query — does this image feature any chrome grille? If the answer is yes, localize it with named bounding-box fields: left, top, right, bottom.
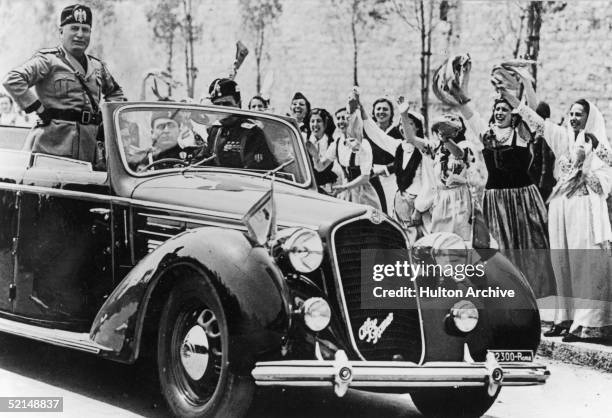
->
left=332, top=219, right=422, bottom=362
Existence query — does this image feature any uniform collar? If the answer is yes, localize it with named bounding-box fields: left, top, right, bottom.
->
left=59, top=45, right=92, bottom=77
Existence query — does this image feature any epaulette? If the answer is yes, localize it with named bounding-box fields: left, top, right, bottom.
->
left=38, top=47, right=61, bottom=55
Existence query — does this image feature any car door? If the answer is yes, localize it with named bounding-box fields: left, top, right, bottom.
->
left=0, top=149, right=30, bottom=313
left=15, top=154, right=114, bottom=327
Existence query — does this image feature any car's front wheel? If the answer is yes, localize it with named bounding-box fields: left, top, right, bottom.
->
left=410, top=387, right=500, bottom=418
left=157, top=276, right=254, bottom=418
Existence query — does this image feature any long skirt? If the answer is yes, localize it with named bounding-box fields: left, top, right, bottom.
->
left=548, top=193, right=612, bottom=338
left=430, top=185, right=472, bottom=241
left=483, top=184, right=556, bottom=299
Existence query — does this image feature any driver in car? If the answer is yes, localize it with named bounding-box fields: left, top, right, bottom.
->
left=127, top=109, right=203, bottom=171
left=207, top=78, right=278, bottom=170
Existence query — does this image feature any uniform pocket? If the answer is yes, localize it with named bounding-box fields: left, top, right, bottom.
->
left=52, top=73, right=77, bottom=97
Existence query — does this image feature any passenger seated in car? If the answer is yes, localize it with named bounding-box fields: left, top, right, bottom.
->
left=127, top=110, right=203, bottom=171
left=207, top=78, right=278, bottom=170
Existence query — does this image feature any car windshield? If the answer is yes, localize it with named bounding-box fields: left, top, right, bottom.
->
left=116, top=105, right=309, bottom=184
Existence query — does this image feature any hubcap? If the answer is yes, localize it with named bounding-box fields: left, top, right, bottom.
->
left=180, top=325, right=210, bottom=380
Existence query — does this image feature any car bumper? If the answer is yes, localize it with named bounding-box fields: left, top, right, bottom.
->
left=251, top=350, right=550, bottom=397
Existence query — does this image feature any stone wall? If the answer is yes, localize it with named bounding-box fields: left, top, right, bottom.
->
left=1, top=0, right=612, bottom=136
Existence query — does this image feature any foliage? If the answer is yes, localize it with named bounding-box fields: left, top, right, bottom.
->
left=330, top=0, right=389, bottom=86
left=146, top=0, right=203, bottom=98
left=239, top=0, right=283, bottom=94
left=390, top=0, right=451, bottom=129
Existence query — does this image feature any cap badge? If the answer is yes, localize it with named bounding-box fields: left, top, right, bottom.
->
left=73, top=7, right=87, bottom=24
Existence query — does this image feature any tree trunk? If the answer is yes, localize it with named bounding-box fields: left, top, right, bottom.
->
left=183, top=0, right=195, bottom=98
left=419, top=0, right=428, bottom=129
left=256, top=27, right=265, bottom=94
left=351, top=15, right=359, bottom=86
left=512, top=7, right=526, bottom=59
left=525, top=1, right=555, bottom=202
left=525, top=1, right=542, bottom=86
left=167, top=33, right=174, bottom=97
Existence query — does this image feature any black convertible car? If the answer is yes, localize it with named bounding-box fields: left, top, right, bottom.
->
left=0, top=102, right=548, bottom=418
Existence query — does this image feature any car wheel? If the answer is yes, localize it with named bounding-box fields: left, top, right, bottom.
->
left=410, top=387, right=500, bottom=418
left=157, top=276, right=254, bottom=418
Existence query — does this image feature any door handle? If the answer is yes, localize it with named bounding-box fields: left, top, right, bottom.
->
left=90, top=208, right=111, bottom=222
left=90, top=208, right=111, bottom=216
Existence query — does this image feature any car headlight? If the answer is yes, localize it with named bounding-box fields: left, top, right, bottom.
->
left=449, top=300, right=479, bottom=333
left=279, top=228, right=323, bottom=273
left=302, top=297, right=331, bottom=331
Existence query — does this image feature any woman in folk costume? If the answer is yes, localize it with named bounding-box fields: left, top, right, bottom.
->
left=306, top=108, right=341, bottom=194
left=424, top=115, right=476, bottom=240
left=443, top=62, right=554, bottom=300
left=365, top=97, right=399, bottom=214
left=501, top=80, right=612, bottom=342
left=390, top=104, right=475, bottom=239
left=308, top=95, right=381, bottom=210
left=359, top=96, right=436, bottom=242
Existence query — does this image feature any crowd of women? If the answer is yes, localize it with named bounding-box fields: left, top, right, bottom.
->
left=245, top=60, right=612, bottom=344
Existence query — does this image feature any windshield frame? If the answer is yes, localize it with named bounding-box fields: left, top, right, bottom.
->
left=112, top=102, right=313, bottom=188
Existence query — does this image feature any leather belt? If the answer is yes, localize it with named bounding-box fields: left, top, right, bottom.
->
left=45, top=108, right=102, bottom=125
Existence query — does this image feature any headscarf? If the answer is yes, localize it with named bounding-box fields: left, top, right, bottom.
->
left=406, top=111, right=425, bottom=138
left=567, top=99, right=610, bottom=150
left=432, top=54, right=471, bottom=106
left=431, top=114, right=466, bottom=142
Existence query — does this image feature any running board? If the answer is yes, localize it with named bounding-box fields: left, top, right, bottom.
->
left=0, top=317, right=111, bottom=354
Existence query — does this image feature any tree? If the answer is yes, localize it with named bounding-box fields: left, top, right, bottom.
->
left=181, top=0, right=202, bottom=98
left=486, top=1, right=528, bottom=59
left=524, top=1, right=566, bottom=86
left=522, top=1, right=566, bottom=202
left=391, top=0, right=448, bottom=128
left=330, top=0, right=388, bottom=86
left=147, top=0, right=182, bottom=96
left=146, top=0, right=202, bottom=99
left=239, top=0, right=283, bottom=95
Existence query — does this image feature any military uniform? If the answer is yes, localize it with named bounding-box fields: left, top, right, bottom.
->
left=210, top=116, right=278, bottom=171
left=2, top=45, right=124, bottom=163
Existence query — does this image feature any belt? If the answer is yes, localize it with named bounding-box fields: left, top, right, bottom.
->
left=45, top=108, right=102, bottom=125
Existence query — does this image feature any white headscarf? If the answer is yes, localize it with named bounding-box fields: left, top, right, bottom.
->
left=565, top=100, right=610, bottom=150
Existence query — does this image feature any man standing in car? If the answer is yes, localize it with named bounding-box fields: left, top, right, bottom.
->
left=207, top=77, right=277, bottom=170
left=2, top=4, right=125, bottom=163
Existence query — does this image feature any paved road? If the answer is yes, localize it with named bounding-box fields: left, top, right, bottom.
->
left=0, top=332, right=609, bottom=418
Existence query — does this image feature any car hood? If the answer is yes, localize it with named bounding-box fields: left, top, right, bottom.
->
left=130, top=172, right=369, bottom=232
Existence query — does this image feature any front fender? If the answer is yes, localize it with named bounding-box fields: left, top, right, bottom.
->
left=89, top=227, right=291, bottom=370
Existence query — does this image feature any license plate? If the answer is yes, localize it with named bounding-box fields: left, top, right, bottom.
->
left=488, top=350, right=534, bottom=363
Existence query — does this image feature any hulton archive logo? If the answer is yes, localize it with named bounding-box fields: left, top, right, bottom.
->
left=358, top=313, right=394, bottom=344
